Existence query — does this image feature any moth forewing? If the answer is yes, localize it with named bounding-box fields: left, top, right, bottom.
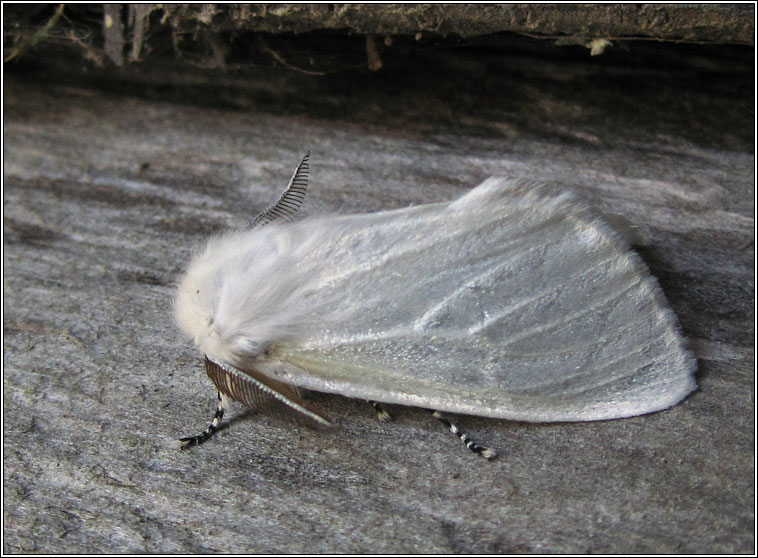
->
left=175, top=155, right=697, bottom=457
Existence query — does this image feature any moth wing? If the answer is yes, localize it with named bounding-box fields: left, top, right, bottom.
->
left=266, top=178, right=696, bottom=422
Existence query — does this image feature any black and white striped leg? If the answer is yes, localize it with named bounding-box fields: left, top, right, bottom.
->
left=432, top=410, right=497, bottom=460
left=368, top=400, right=393, bottom=422
left=180, top=391, right=225, bottom=450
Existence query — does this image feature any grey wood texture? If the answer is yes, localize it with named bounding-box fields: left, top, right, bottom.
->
left=3, top=44, right=753, bottom=553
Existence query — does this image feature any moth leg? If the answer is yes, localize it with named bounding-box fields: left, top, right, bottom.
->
left=432, top=410, right=498, bottom=460
left=367, top=400, right=393, bottom=422
left=180, top=391, right=227, bottom=450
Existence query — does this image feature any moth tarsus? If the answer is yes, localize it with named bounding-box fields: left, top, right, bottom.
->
left=180, top=391, right=225, bottom=449
left=369, top=401, right=496, bottom=459
left=432, top=410, right=498, bottom=460
left=175, top=152, right=697, bottom=461
left=368, top=400, right=393, bottom=422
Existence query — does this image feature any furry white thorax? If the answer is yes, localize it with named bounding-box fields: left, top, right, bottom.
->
left=174, top=221, right=331, bottom=367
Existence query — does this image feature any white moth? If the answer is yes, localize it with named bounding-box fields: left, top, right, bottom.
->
left=175, top=152, right=697, bottom=458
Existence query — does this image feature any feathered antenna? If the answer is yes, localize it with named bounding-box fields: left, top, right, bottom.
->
left=248, top=151, right=310, bottom=228
left=204, top=357, right=331, bottom=430
left=179, top=356, right=331, bottom=449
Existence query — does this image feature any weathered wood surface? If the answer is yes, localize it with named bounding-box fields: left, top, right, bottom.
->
left=162, top=3, right=754, bottom=43
left=3, top=38, right=754, bottom=553
left=4, top=4, right=752, bottom=73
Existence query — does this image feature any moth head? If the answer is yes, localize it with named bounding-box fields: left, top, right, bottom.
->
left=174, top=152, right=310, bottom=364
left=174, top=271, right=223, bottom=358
left=174, top=274, right=265, bottom=367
